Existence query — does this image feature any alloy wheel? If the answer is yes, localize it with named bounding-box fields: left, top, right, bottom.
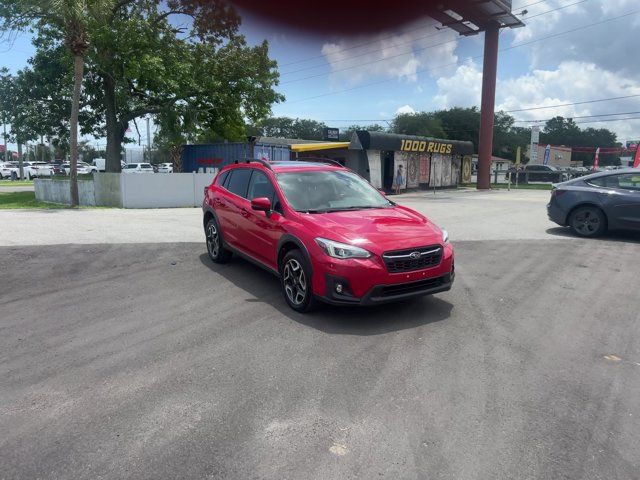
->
left=573, top=209, right=600, bottom=236
left=206, top=223, right=220, bottom=258
left=283, top=258, right=307, bottom=306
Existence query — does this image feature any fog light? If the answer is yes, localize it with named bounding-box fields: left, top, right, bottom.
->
left=335, top=283, right=344, bottom=294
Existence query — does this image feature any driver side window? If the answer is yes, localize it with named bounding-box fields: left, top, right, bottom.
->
left=247, top=170, right=281, bottom=213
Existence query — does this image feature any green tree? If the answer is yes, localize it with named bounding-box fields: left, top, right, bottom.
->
left=391, top=112, right=446, bottom=138
left=3, top=1, right=281, bottom=174
left=339, top=123, right=386, bottom=141
left=253, top=117, right=327, bottom=140
left=1, top=0, right=114, bottom=205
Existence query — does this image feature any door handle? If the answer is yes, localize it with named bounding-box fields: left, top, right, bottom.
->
left=241, top=208, right=250, bottom=217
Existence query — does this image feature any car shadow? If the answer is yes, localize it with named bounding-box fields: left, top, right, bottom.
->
left=198, top=253, right=453, bottom=336
left=546, top=227, right=640, bottom=244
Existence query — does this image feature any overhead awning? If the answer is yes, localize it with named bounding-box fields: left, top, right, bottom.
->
left=290, top=142, right=350, bottom=152
left=350, top=131, right=474, bottom=156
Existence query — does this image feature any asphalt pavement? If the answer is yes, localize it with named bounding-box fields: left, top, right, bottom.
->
left=1, top=190, right=639, bottom=479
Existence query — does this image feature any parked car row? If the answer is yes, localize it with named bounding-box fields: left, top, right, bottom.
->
left=0, top=160, right=175, bottom=179
left=506, top=164, right=632, bottom=184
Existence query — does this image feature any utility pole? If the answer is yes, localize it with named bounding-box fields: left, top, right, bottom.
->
left=146, top=116, right=151, bottom=162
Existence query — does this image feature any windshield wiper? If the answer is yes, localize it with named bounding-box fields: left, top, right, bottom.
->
left=296, top=209, right=327, bottom=214
left=323, top=205, right=388, bottom=212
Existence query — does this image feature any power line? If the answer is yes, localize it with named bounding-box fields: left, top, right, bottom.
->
left=514, top=110, right=640, bottom=121
left=505, top=94, right=640, bottom=113
left=283, top=9, right=640, bottom=105
left=280, top=0, right=588, bottom=81
left=278, top=0, right=553, bottom=69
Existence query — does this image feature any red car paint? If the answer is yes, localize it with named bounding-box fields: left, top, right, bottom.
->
left=202, top=161, right=454, bottom=306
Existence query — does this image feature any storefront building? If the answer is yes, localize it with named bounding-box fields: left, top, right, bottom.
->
left=348, top=131, right=474, bottom=191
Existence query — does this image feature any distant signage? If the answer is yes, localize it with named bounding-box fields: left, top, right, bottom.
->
left=400, top=139, right=453, bottom=154
left=197, top=158, right=223, bottom=166
left=543, top=144, right=551, bottom=165
left=323, top=127, right=340, bottom=141
left=530, top=126, right=540, bottom=163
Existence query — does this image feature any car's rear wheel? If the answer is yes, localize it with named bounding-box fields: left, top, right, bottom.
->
left=281, top=250, right=316, bottom=312
left=569, top=206, right=606, bottom=237
left=205, top=218, right=232, bottom=263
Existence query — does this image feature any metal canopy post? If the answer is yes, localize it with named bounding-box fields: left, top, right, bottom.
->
left=477, top=21, right=500, bottom=190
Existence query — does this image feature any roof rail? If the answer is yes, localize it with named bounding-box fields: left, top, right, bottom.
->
left=293, top=157, right=345, bottom=168
left=234, top=158, right=273, bottom=170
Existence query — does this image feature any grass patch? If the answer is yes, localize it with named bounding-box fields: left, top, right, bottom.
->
left=0, top=180, right=34, bottom=187
left=0, top=191, right=67, bottom=209
left=460, top=183, right=553, bottom=190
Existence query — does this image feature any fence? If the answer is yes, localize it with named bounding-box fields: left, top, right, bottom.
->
left=35, top=172, right=217, bottom=208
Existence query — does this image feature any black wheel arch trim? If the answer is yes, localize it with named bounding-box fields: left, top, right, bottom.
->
left=277, top=234, right=313, bottom=274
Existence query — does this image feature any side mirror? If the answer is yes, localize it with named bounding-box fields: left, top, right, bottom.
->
left=251, top=196, right=271, bottom=212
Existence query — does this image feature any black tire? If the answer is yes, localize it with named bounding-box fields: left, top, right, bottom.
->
left=280, top=249, right=316, bottom=313
left=205, top=218, right=232, bottom=263
left=569, top=206, right=606, bottom=237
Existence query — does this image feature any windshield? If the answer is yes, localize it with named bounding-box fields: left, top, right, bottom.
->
left=276, top=170, right=392, bottom=213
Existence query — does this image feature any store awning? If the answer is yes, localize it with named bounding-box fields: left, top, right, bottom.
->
left=290, top=142, right=350, bottom=152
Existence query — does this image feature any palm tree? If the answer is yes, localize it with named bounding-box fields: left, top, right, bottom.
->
left=1, top=0, right=112, bottom=205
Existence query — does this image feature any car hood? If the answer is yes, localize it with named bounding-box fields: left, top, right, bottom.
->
left=298, top=205, right=443, bottom=254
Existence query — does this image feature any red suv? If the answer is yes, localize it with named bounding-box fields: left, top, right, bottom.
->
left=202, top=159, right=454, bottom=312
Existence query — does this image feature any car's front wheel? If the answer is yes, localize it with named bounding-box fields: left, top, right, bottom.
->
left=281, top=250, right=316, bottom=312
left=205, top=218, right=232, bottom=263
left=569, top=206, right=606, bottom=237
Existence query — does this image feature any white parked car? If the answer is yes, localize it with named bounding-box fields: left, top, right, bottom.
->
left=157, top=162, right=173, bottom=173
left=0, top=162, right=19, bottom=179
left=122, top=163, right=154, bottom=173
left=60, top=163, right=94, bottom=175
left=24, top=162, right=54, bottom=179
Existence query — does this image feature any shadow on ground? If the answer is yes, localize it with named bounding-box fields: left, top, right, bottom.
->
left=546, top=226, right=640, bottom=244
left=198, top=253, right=453, bottom=336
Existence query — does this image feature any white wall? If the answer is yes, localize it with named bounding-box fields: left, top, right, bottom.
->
left=35, top=179, right=96, bottom=206
left=36, top=173, right=216, bottom=208
left=121, top=173, right=216, bottom=208
left=367, top=150, right=382, bottom=188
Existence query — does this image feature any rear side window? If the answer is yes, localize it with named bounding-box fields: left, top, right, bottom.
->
left=217, top=170, right=229, bottom=186
left=617, top=174, right=640, bottom=191
left=226, top=168, right=252, bottom=198
left=586, top=174, right=640, bottom=189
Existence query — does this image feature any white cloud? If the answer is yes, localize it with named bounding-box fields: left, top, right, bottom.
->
left=320, top=19, right=459, bottom=86
left=511, top=0, right=640, bottom=80
left=433, top=60, right=640, bottom=140
left=432, top=60, right=482, bottom=108
left=395, top=104, right=416, bottom=115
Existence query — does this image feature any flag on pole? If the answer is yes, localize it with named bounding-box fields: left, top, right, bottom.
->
left=633, top=146, right=640, bottom=168
left=593, top=147, right=600, bottom=171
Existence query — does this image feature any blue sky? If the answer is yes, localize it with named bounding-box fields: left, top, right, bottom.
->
left=2, top=0, right=640, bottom=151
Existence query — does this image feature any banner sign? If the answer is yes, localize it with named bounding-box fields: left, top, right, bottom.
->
left=543, top=144, right=551, bottom=165
left=530, top=126, right=540, bottom=163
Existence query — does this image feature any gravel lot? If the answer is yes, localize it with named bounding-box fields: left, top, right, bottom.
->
left=1, top=189, right=639, bottom=480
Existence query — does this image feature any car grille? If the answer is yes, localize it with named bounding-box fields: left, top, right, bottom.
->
left=382, top=245, right=442, bottom=273
left=379, top=276, right=443, bottom=297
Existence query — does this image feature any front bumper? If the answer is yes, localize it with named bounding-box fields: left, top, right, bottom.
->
left=311, top=243, right=454, bottom=306
left=319, top=272, right=453, bottom=306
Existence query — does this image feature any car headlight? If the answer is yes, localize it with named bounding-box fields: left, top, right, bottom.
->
left=441, top=228, right=449, bottom=244
left=315, top=237, right=371, bottom=259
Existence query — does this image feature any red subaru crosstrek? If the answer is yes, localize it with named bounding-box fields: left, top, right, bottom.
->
left=202, top=159, right=454, bottom=312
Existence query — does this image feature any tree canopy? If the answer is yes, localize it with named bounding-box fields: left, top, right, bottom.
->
left=1, top=0, right=283, bottom=171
